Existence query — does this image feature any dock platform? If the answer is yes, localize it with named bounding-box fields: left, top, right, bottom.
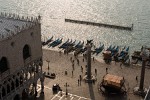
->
left=65, top=18, right=133, bottom=31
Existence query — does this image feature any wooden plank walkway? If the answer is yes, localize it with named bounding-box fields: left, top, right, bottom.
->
left=65, top=18, right=133, bottom=31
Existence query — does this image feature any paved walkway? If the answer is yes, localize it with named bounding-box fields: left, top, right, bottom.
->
left=37, top=84, right=91, bottom=100
left=41, top=49, right=149, bottom=100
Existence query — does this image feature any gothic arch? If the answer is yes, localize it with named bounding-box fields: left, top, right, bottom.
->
left=0, top=57, right=9, bottom=73
left=15, top=78, right=19, bottom=87
left=2, top=87, right=6, bottom=97
left=7, top=84, right=10, bottom=94
left=11, top=81, right=15, bottom=90
left=20, top=75, right=23, bottom=85
left=23, top=44, right=31, bottom=60
left=22, top=89, right=28, bottom=100
left=14, top=94, right=20, bottom=100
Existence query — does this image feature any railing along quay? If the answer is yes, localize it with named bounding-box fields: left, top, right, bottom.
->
left=65, top=18, right=133, bottom=31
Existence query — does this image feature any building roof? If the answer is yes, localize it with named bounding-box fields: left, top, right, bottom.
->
left=103, top=74, right=124, bottom=88
left=0, top=12, right=40, bottom=40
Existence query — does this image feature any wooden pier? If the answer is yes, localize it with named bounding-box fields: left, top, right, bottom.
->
left=65, top=18, right=133, bottom=31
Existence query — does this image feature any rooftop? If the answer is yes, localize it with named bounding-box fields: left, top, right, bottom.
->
left=0, top=12, right=40, bottom=41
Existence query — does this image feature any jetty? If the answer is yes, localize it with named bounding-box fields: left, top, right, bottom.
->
left=65, top=18, right=133, bottom=31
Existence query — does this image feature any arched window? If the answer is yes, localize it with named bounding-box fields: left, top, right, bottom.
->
left=7, top=84, right=10, bottom=93
left=2, top=87, right=6, bottom=97
left=14, top=94, right=20, bottom=100
left=0, top=57, right=8, bottom=73
left=20, top=76, right=23, bottom=84
left=11, top=81, right=15, bottom=90
left=16, top=79, right=19, bottom=87
left=23, top=45, right=31, bottom=60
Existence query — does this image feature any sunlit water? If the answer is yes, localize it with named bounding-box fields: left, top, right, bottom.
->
left=0, top=0, right=150, bottom=55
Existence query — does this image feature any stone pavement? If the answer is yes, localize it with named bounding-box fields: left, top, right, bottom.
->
left=36, top=84, right=91, bottom=100
left=39, top=49, right=150, bottom=100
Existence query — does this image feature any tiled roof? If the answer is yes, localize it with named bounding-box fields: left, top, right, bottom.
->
left=0, top=12, right=40, bottom=40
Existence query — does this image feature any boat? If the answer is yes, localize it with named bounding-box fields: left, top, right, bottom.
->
left=43, top=36, right=53, bottom=45
left=107, top=45, right=112, bottom=51
left=59, top=39, right=76, bottom=49
left=76, top=41, right=84, bottom=49
left=48, top=38, right=61, bottom=47
left=94, top=44, right=104, bottom=55
left=70, top=40, right=76, bottom=46
left=111, top=46, right=116, bottom=51
left=118, top=46, right=129, bottom=60
left=74, top=48, right=83, bottom=56
left=75, top=41, right=81, bottom=48
left=111, top=46, right=119, bottom=57
left=59, top=39, right=69, bottom=49
left=52, top=38, right=63, bottom=47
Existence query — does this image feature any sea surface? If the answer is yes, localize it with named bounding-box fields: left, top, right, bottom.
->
left=0, top=0, right=150, bottom=54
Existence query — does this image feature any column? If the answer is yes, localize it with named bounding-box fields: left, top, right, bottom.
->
left=87, top=43, right=91, bottom=80
left=139, top=59, right=146, bottom=91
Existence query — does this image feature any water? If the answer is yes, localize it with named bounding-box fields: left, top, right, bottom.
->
left=0, top=0, right=150, bottom=53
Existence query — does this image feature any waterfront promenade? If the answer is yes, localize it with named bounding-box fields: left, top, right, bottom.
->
left=35, top=48, right=150, bottom=100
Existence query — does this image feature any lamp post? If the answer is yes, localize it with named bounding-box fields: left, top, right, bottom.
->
left=64, top=82, right=69, bottom=96
left=46, top=60, right=50, bottom=75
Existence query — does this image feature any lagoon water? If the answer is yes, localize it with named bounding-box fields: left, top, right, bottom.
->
left=0, top=0, right=150, bottom=53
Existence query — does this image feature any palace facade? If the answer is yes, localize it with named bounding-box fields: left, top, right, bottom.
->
left=0, top=12, right=44, bottom=100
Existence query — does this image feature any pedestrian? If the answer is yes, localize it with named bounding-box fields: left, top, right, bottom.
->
left=81, top=66, right=83, bottom=73
left=79, top=75, right=82, bottom=86
left=78, top=79, right=80, bottom=86
left=72, top=70, right=73, bottom=77
left=77, top=59, right=79, bottom=65
left=106, top=68, right=108, bottom=74
left=80, top=80, right=81, bottom=86
left=85, top=65, right=87, bottom=69
left=79, top=75, right=82, bottom=81
left=95, top=68, right=97, bottom=75
left=65, top=70, right=68, bottom=75
left=93, top=57, right=95, bottom=61
left=60, top=90, right=62, bottom=96
left=120, top=60, right=123, bottom=67
left=136, top=76, right=138, bottom=82
left=70, top=57, right=72, bottom=62
left=72, top=64, right=74, bottom=70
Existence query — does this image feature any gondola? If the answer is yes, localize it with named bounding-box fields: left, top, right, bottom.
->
left=94, top=44, right=104, bottom=55
left=42, top=36, right=53, bottom=45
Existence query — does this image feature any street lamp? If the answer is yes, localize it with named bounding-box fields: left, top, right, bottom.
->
left=46, top=60, right=50, bottom=75
left=64, top=82, right=69, bottom=96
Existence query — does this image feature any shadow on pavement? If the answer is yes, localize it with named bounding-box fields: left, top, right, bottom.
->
left=88, top=83, right=96, bottom=100
left=36, top=93, right=45, bottom=100
left=104, top=93, right=127, bottom=100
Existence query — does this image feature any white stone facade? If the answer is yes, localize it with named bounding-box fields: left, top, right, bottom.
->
left=0, top=13, right=44, bottom=100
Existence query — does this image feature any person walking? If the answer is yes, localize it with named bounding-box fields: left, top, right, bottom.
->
left=79, top=75, right=82, bottom=86
left=72, top=70, right=73, bottom=77
left=106, top=68, right=108, bottom=74
left=81, top=66, right=83, bottom=72
left=72, top=63, right=74, bottom=70
left=77, top=59, right=79, bottom=65
left=95, top=68, right=97, bottom=75
left=93, top=57, right=95, bottom=61
left=136, top=76, right=138, bottom=82
left=70, top=57, right=72, bottom=62
left=78, top=79, right=80, bottom=86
